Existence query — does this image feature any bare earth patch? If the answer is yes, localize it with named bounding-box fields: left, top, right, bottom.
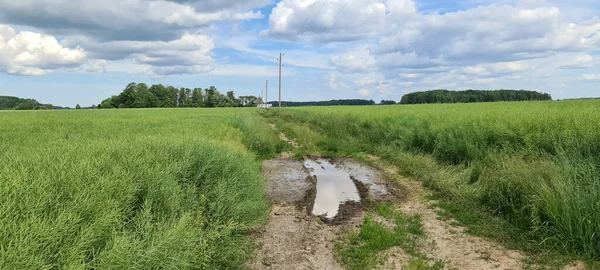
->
left=252, top=204, right=346, bottom=270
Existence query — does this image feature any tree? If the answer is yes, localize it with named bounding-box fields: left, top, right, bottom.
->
left=178, top=88, right=192, bottom=107
left=113, top=82, right=137, bottom=108
left=226, top=91, right=239, bottom=107
left=205, top=86, right=218, bottom=108
left=76, top=104, right=81, bottom=109
left=191, top=88, right=204, bottom=107
left=246, top=96, right=258, bottom=107
left=166, top=86, right=178, bottom=107
left=14, top=99, right=39, bottom=110
left=100, top=96, right=116, bottom=109
left=132, top=84, right=158, bottom=108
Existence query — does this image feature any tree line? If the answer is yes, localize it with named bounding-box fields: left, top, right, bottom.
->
left=98, top=83, right=264, bottom=109
left=400, top=90, right=552, bottom=104
left=0, top=96, right=55, bottom=110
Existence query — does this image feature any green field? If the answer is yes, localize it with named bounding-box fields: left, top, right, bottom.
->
left=0, top=109, right=287, bottom=269
left=2, top=101, right=600, bottom=268
left=266, top=100, right=600, bottom=259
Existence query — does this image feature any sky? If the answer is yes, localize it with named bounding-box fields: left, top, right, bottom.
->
left=0, top=0, right=599, bottom=107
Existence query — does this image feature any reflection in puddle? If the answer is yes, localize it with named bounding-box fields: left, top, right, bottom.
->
left=304, top=159, right=360, bottom=218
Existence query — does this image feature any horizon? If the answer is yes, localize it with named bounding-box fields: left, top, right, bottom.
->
left=2, top=88, right=564, bottom=108
left=1, top=0, right=599, bottom=107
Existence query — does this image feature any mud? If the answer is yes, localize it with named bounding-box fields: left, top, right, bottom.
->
left=262, top=159, right=312, bottom=204
left=336, top=158, right=390, bottom=199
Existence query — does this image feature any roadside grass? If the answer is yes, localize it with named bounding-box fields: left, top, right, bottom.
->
left=264, top=101, right=600, bottom=266
left=335, top=203, right=443, bottom=270
left=0, top=108, right=276, bottom=269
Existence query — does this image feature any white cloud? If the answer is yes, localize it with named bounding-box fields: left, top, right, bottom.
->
left=61, top=33, right=216, bottom=76
left=401, top=73, right=420, bottom=79
left=330, top=47, right=376, bottom=73
left=82, top=60, right=107, bottom=73
left=0, top=0, right=264, bottom=41
left=262, top=0, right=391, bottom=42
left=560, top=54, right=593, bottom=68
left=357, top=88, right=371, bottom=96
left=460, top=61, right=531, bottom=76
left=265, top=0, right=600, bottom=81
left=326, top=74, right=348, bottom=89
left=0, top=25, right=87, bottom=75
left=355, top=77, right=376, bottom=86
left=581, top=74, right=600, bottom=80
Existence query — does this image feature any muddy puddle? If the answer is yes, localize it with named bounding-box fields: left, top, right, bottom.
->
left=263, top=157, right=390, bottom=224
left=304, top=159, right=361, bottom=219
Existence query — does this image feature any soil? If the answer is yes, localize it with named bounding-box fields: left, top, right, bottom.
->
left=251, top=204, right=347, bottom=270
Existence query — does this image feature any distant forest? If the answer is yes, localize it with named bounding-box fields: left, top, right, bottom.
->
left=99, top=83, right=263, bottom=108
left=267, top=99, right=378, bottom=107
left=400, top=90, right=552, bottom=104
left=0, top=96, right=56, bottom=110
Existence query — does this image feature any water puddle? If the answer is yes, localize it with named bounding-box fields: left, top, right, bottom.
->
left=304, top=159, right=361, bottom=219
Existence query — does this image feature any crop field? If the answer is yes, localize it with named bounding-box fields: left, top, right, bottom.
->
left=2, top=101, right=600, bottom=269
left=266, top=100, right=600, bottom=260
left=0, top=108, right=287, bottom=269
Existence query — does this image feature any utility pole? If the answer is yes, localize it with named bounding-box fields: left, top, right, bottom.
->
left=278, top=53, right=283, bottom=110
left=265, top=80, right=268, bottom=109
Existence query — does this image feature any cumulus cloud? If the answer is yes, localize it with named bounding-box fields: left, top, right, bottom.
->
left=0, top=25, right=87, bottom=75
left=65, top=33, right=216, bottom=76
left=262, top=0, right=392, bottom=41
left=329, top=47, right=376, bottom=73
left=0, top=0, right=264, bottom=41
left=267, top=0, right=600, bottom=68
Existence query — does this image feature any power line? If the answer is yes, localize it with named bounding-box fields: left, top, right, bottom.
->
left=297, top=0, right=319, bottom=35
left=286, top=0, right=329, bottom=59
left=311, top=0, right=351, bottom=43
left=303, top=0, right=329, bottom=35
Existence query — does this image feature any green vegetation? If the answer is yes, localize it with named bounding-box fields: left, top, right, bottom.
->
left=335, top=203, right=442, bottom=270
left=266, top=100, right=600, bottom=260
left=98, top=82, right=263, bottom=109
left=0, top=95, right=55, bottom=110
left=0, top=108, right=281, bottom=269
left=267, top=99, right=376, bottom=107
left=400, top=89, right=552, bottom=104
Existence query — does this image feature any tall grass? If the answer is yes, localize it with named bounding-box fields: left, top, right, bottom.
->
left=0, top=108, right=273, bottom=269
left=267, top=100, right=600, bottom=258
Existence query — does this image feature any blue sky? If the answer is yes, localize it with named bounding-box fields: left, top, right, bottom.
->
left=0, top=0, right=599, bottom=107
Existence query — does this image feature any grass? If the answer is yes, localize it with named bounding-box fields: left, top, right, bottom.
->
left=264, top=100, right=600, bottom=263
left=335, top=203, right=442, bottom=270
left=0, top=108, right=281, bottom=269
